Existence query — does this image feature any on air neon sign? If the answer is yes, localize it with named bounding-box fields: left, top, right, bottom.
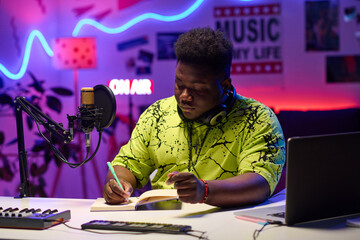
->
left=108, top=79, right=153, bottom=95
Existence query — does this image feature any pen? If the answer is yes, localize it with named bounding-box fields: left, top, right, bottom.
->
left=107, top=162, right=125, bottom=191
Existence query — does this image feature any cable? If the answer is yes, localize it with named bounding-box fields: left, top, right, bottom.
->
left=26, top=102, right=102, bottom=168
left=48, top=219, right=208, bottom=239
left=253, top=221, right=283, bottom=240
left=16, top=97, right=103, bottom=169
left=187, top=230, right=209, bottom=239
left=47, top=220, right=145, bottom=235
left=253, top=222, right=269, bottom=240
left=52, top=132, right=102, bottom=168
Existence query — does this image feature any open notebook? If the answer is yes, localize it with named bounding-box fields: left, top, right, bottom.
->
left=235, top=132, right=360, bottom=225
left=91, top=189, right=178, bottom=211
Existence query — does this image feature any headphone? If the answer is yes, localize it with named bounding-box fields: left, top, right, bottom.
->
left=178, top=85, right=237, bottom=126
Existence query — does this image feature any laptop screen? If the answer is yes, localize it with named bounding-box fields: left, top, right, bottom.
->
left=285, top=132, right=360, bottom=225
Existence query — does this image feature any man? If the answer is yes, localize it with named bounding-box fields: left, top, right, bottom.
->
left=103, top=27, right=285, bottom=207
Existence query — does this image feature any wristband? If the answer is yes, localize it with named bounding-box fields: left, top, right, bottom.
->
left=199, top=179, right=208, bottom=203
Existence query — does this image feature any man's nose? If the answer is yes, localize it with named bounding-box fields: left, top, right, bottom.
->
left=180, top=88, right=192, bottom=102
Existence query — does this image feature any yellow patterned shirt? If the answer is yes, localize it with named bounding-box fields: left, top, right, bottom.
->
left=112, top=95, right=285, bottom=194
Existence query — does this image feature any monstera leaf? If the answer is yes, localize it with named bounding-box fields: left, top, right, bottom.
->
left=28, top=72, right=45, bottom=94
left=6, top=138, right=17, bottom=146
left=50, top=87, right=73, bottom=96
left=0, top=77, right=4, bottom=89
left=30, top=162, right=48, bottom=177
left=27, top=116, right=34, bottom=130
left=0, top=131, right=4, bottom=145
left=46, top=96, right=62, bottom=113
left=0, top=93, right=13, bottom=108
left=0, top=155, right=14, bottom=182
left=31, top=139, right=47, bottom=153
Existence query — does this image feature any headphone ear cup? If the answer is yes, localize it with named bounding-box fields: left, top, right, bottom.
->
left=224, top=86, right=237, bottom=109
left=209, top=110, right=227, bottom=126
left=178, top=104, right=226, bottom=125
left=201, top=104, right=227, bottom=126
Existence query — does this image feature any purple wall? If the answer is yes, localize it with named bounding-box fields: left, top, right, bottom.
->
left=0, top=0, right=359, bottom=199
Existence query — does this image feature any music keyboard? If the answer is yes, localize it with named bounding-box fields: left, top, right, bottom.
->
left=0, top=207, right=71, bottom=229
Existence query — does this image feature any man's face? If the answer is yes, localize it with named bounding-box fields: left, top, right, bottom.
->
left=174, top=61, right=226, bottom=120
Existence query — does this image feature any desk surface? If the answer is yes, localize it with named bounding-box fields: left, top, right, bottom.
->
left=0, top=191, right=359, bottom=240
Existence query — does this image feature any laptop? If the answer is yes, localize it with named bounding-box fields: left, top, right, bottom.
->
left=235, top=132, right=360, bottom=225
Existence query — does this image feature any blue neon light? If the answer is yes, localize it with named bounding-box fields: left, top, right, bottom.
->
left=72, top=0, right=205, bottom=36
left=0, top=30, right=54, bottom=80
left=0, top=1, right=204, bottom=80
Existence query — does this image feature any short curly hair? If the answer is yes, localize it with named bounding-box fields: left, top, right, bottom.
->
left=174, top=27, right=233, bottom=77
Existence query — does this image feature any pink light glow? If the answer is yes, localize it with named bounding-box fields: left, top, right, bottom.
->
left=118, top=0, right=149, bottom=10
left=242, top=90, right=359, bottom=113
left=2, top=0, right=46, bottom=23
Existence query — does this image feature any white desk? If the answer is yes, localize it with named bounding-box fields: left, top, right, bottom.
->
left=0, top=191, right=359, bottom=240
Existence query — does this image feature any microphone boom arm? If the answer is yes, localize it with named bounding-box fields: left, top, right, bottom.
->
left=14, top=96, right=72, bottom=198
left=13, top=84, right=115, bottom=198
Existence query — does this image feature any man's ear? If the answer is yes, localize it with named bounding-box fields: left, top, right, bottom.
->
left=221, top=77, right=232, bottom=91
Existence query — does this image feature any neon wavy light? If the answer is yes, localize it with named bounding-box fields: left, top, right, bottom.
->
left=0, top=0, right=204, bottom=80
left=0, top=30, right=54, bottom=80
left=72, top=0, right=205, bottom=36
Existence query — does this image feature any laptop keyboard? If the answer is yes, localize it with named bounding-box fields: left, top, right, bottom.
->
left=267, top=211, right=285, bottom=218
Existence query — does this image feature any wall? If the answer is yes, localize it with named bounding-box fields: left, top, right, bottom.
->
left=0, top=0, right=359, bottom=198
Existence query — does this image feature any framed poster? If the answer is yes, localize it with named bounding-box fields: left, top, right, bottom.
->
left=305, top=0, right=339, bottom=51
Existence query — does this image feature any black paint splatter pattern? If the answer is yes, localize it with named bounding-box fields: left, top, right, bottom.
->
left=113, top=95, right=285, bottom=193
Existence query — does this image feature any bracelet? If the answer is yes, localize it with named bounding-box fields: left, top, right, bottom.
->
left=199, top=179, right=208, bottom=203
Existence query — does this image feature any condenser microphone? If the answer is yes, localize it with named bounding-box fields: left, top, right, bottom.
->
left=80, top=87, right=95, bottom=149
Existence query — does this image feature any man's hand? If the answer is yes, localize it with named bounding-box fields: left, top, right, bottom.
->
left=103, top=179, right=133, bottom=204
left=166, top=171, right=206, bottom=203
